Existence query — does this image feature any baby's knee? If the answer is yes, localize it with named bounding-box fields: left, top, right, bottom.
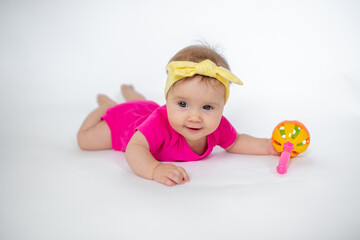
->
left=77, top=130, right=89, bottom=150
left=76, top=125, right=112, bottom=151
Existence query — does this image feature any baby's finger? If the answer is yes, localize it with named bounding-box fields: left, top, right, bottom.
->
left=168, top=171, right=185, bottom=184
left=161, top=177, right=176, bottom=186
left=177, top=166, right=190, bottom=182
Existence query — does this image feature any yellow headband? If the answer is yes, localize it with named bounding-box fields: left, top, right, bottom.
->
left=165, top=59, right=243, bottom=103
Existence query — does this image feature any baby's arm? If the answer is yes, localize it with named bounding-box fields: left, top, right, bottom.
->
left=125, top=131, right=190, bottom=186
left=225, top=134, right=278, bottom=155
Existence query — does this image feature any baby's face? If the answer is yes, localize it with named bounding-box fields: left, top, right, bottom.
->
left=166, top=76, right=225, bottom=145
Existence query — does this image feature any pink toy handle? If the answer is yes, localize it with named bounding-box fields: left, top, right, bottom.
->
left=276, top=142, right=293, bottom=174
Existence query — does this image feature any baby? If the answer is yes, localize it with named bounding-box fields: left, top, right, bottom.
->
left=77, top=45, right=278, bottom=186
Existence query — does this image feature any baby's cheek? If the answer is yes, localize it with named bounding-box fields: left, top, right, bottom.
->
left=208, top=118, right=221, bottom=132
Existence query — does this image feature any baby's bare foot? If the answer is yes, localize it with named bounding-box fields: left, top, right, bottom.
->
left=121, top=84, right=146, bottom=101
left=97, top=94, right=117, bottom=107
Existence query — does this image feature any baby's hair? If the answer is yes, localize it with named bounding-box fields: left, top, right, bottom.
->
left=169, top=45, right=230, bottom=70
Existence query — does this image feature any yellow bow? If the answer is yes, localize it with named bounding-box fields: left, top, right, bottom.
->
left=165, top=59, right=243, bottom=103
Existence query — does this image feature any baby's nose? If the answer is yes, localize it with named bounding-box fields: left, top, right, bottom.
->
left=188, top=111, right=201, bottom=122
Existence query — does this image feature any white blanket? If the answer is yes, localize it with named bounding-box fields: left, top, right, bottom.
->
left=1, top=1, right=359, bottom=239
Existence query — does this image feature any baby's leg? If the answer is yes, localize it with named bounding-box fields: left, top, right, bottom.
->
left=121, top=84, right=146, bottom=101
left=77, top=95, right=116, bottom=150
left=97, top=94, right=117, bottom=106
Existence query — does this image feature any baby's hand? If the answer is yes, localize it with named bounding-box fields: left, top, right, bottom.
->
left=152, top=163, right=190, bottom=186
left=268, top=139, right=280, bottom=155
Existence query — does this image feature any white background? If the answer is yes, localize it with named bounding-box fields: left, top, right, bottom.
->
left=1, top=0, right=359, bottom=239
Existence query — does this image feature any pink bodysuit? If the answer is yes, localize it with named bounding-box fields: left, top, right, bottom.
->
left=101, top=100, right=237, bottom=161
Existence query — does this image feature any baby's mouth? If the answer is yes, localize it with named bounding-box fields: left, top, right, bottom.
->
left=185, top=126, right=202, bottom=132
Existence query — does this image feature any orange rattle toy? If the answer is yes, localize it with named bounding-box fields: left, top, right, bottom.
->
left=272, top=120, right=310, bottom=174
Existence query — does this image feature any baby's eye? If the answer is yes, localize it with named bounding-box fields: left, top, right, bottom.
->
left=178, top=101, right=188, bottom=108
left=203, top=105, right=213, bottom=110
